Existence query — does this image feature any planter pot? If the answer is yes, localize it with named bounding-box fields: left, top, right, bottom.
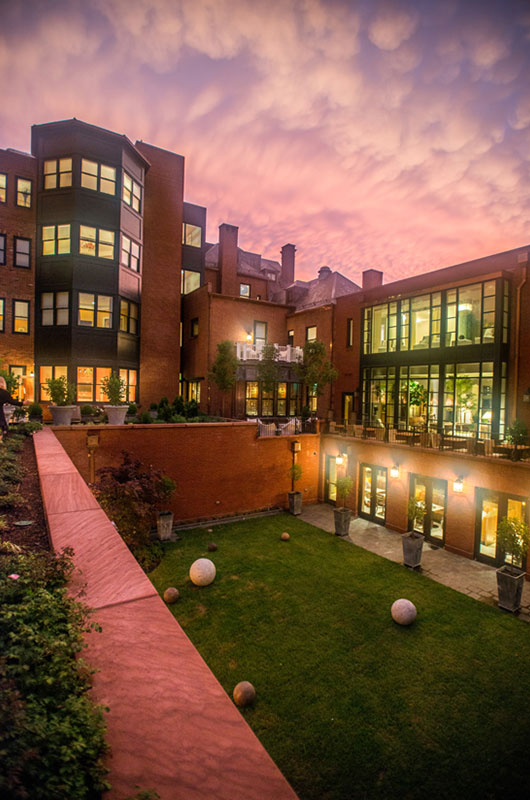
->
left=334, top=507, right=351, bottom=536
left=157, top=511, right=174, bottom=541
left=104, top=405, right=128, bottom=425
left=288, top=491, right=302, bottom=515
left=402, top=531, right=424, bottom=568
left=49, top=405, right=76, bottom=426
left=496, top=565, right=525, bottom=612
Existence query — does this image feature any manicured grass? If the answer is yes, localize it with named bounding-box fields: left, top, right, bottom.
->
left=149, top=515, right=530, bottom=800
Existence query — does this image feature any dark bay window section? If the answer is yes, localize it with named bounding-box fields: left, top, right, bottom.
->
left=44, top=158, right=72, bottom=189
left=363, top=279, right=504, bottom=354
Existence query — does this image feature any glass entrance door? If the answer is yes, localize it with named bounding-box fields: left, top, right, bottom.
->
left=410, top=476, right=447, bottom=544
left=476, top=490, right=527, bottom=566
left=359, top=464, right=387, bottom=524
left=325, top=455, right=337, bottom=504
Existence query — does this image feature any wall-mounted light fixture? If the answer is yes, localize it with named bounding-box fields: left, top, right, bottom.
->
left=291, top=440, right=301, bottom=453
left=246, top=332, right=253, bottom=343
left=335, top=454, right=344, bottom=465
left=390, top=465, right=400, bottom=479
left=523, top=388, right=530, bottom=403
left=453, top=476, right=464, bottom=493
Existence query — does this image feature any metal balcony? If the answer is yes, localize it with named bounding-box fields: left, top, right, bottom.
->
left=236, top=341, right=303, bottom=363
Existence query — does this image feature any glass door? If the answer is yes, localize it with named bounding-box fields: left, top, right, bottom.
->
left=475, top=490, right=528, bottom=566
left=359, top=464, right=387, bottom=524
left=410, top=475, right=447, bottom=544
left=325, top=455, right=337, bottom=504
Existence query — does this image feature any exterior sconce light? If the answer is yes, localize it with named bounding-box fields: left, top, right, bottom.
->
left=291, top=440, right=301, bottom=453
left=335, top=454, right=344, bottom=465
left=453, top=476, right=464, bottom=493
left=390, top=465, right=399, bottom=479
left=246, top=332, right=253, bottom=343
left=523, top=389, right=530, bottom=403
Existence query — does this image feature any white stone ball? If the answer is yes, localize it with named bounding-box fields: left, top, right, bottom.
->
left=391, top=598, right=417, bottom=626
left=190, top=558, right=216, bottom=586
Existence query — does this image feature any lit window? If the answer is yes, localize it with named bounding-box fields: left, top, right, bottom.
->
left=39, top=366, right=67, bottom=401
left=16, top=178, right=32, bottom=208
left=181, top=269, right=201, bottom=294
left=96, top=367, right=112, bottom=402
left=41, top=292, right=69, bottom=326
left=77, top=367, right=94, bottom=401
left=119, top=368, right=137, bottom=402
left=81, top=159, right=116, bottom=195
left=122, top=172, right=142, bottom=212
left=13, top=300, right=29, bottom=333
left=254, top=321, right=267, bottom=345
left=0, top=234, right=5, bottom=265
left=121, top=235, right=140, bottom=271
left=188, top=380, right=201, bottom=403
left=119, top=299, right=138, bottom=334
left=347, top=318, right=353, bottom=347
left=287, top=329, right=294, bottom=346
left=306, top=326, right=317, bottom=341
left=191, top=318, right=199, bottom=338
left=78, top=293, right=113, bottom=328
left=0, top=298, right=4, bottom=331
left=42, top=224, right=70, bottom=255
left=44, top=158, right=72, bottom=190
left=14, top=237, right=31, bottom=268
left=79, top=225, right=115, bottom=259
left=0, top=173, right=6, bottom=203
left=240, top=283, right=250, bottom=298
left=182, top=223, right=201, bottom=247
left=245, top=381, right=259, bottom=416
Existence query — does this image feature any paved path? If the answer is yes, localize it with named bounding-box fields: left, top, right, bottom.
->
left=299, top=503, right=530, bottom=621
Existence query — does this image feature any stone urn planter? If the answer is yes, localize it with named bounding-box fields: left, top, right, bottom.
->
left=334, top=507, right=351, bottom=536
left=402, top=531, right=425, bottom=568
left=496, top=566, right=525, bottom=613
left=157, top=511, right=174, bottom=541
left=45, top=375, right=77, bottom=426
left=104, top=405, right=128, bottom=425
left=49, top=405, right=77, bottom=425
left=288, top=491, right=302, bottom=515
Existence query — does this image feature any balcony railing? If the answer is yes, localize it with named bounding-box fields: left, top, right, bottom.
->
left=236, top=341, right=303, bottom=363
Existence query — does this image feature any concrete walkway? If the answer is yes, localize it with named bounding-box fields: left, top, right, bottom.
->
left=299, top=503, right=530, bottom=621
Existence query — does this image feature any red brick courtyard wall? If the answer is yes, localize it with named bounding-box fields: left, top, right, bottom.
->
left=54, top=422, right=320, bottom=522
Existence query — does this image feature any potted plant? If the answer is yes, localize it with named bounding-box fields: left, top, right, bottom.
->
left=28, top=402, right=43, bottom=423
left=334, top=475, right=354, bottom=536
left=505, top=419, right=528, bottom=461
left=45, top=375, right=77, bottom=425
left=288, top=463, right=303, bottom=515
left=101, top=372, right=127, bottom=425
left=496, top=516, right=530, bottom=612
left=80, top=404, right=97, bottom=423
left=402, top=497, right=426, bottom=568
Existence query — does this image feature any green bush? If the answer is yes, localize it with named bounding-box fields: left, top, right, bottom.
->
left=127, top=402, right=138, bottom=416
left=80, top=404, right=96, bottom=416
left=27, top=402, right=43, bottom=417
left=139, top=411, right=153, bottom=424
left=0, top=544, right=109, bottom=798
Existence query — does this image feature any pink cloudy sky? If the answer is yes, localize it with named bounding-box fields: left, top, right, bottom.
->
left=1, top=0, right=529, bottom=283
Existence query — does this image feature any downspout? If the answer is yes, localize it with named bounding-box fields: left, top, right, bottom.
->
left=511, top=265, right=527, bottom=421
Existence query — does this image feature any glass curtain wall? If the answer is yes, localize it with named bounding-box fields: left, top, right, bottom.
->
left=443, top=362, right=495, bottom=437
left=362, top=367, right=396, bottom=427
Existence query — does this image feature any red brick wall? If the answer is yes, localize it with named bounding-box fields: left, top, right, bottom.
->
left=333, top=294, right=362, bottom=420
left=0, top=149, right=37, bottom=400
left=322, top=435, right=530, bottom=561
left=55, top=423, right=320, bottom=522
left=135, top=142, right=184, bottom=407
left=286, top=305, right=334, bottom=417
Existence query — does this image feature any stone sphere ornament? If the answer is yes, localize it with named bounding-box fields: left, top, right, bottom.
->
left=163, top=587, right=180, bottom=604
left=391, top=598, right=417, bottom=626
left=189, top=558, right=216, bottom=586
left=233, top=681, right=256, bottom=707
left=207, top=542, right=218, bottom=552
left=280, top=532, right=290, bottom=541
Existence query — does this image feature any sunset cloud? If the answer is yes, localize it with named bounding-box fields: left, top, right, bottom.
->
left=0, top=0, right=529, bottom=283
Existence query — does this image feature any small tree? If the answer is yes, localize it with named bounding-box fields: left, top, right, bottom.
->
left=295, top=339, right=338, bottom=414
left=45, top=375, right=76, bottom=406
left=289, top=462, right=302, bottom=493
left=407, top=497, right=426, bottom=534
left=0, top=368, right=19, bottom=398
left=497, top=516, right=530, bottom=571
left=258, top=343, right=281, bottom=393
left=505, top=419, right=528, bottom=446
left=335, top=475, right=353, bottom=509
left=209, top=340, right=238, bottom=417
left=101, top=372, right=125, bottom=405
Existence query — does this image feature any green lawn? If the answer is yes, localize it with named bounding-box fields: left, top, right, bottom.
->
left=149, top=515, right=530, bottom=800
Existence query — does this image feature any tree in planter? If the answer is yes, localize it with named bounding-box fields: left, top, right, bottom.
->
left=496, top=516, right=530, bottom=612
left=288, top=462, right=303, bottom=515
left=505, top=419, right=528, bottom=459
left=402, top=497, right=426, bottom=568
left=295, top=339, right=338, bottom=416
left=334, top=475, right=354, bottom=536
left=209, top=340, right=238, bottom=417
left=45, top=375, right=77, bottom=425
left=92, top=452, right=176, bottom=570
left=0, top=368, right=20, bottom=398
left=101, top=372, right=127, bottom=424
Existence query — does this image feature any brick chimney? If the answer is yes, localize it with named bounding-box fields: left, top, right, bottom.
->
left=362, top=269, right=383, bottom=289
left=281, top=243, right=296, bottom=286
left=219, top=223, right=239, bottom=296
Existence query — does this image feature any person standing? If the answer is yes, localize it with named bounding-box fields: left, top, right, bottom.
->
left=0, top=376, right=23, bottom=439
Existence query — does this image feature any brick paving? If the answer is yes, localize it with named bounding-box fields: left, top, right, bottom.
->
left=299, top=503, right=530, bottom=621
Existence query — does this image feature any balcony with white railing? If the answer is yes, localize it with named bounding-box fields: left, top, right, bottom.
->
left=236, top=341, right=303, bottom=363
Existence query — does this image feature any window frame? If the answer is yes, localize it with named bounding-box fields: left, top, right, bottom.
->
left=120, top=234, right=141, bottom=272
left=42, top=224, right=71, bottom=256
left=12, top=299, right=30, bottom=334
left=14, top=236, right=31, bottom=269
left=119, top=299, right=139, bottom=335
left=0, top=233, right=6, bottom=265
left=39, top=365, right=68, bottom=401
left=182, top=223, right=202, bottom=248
left=306, top=325, right=317, bottom=342
left=346, top=318, right=353, bottom=348
left=191, top=317, right=199, bottom=338
left=122, top=172, right=142, bottom=213
left=240, top=283, right=251, bottom=298
left=77, top=292, right=113, bottom=329
left=0, top=297, right=4, bottom=332
left=43, top=157, right=73, bottom=190
left=0, top=173, right=6, bottom=203
left=40, top=291, right=69, bottom=326
left=79, top=225, right=115, bottom=260
left=15, top=176, right=32, bottom=208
